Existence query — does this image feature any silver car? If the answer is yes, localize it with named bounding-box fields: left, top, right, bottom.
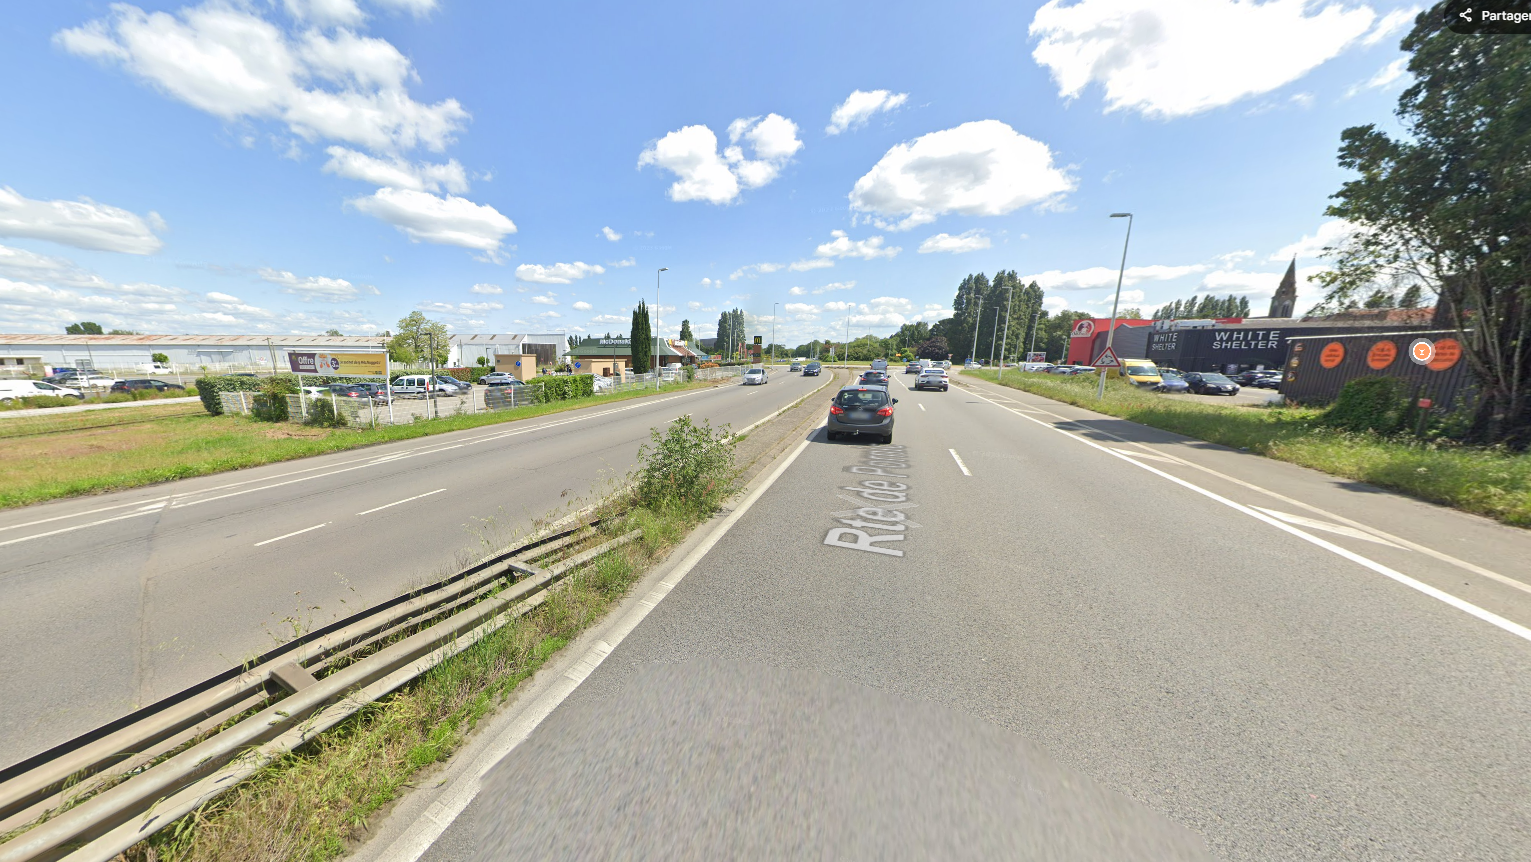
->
left=743, top=368, right=768, bottom=385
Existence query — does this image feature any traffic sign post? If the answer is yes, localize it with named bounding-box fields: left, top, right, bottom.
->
left=1092, top=346, right=1121, bottom=367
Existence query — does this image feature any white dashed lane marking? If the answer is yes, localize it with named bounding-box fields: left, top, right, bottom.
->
left=948, top=449, right=972, bottom=476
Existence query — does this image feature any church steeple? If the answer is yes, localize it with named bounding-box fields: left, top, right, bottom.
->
left=1268, top=256, right=1297, bottom=318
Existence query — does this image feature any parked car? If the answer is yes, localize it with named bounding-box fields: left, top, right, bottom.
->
left=391, top=374, right=456, bottom=398
left=1183, top=372, right=1241, bottom=395
left=859, top=370, right=890, bottom=386
left=434, top=375, right=471, bottom=394
left=110, top=378, right=186, bottom=393
left=1153, top=372, right=1190, bottom=393
left=328, top=382, right=389, bottom=400
left=914, top=369, right=949, bottom=391
left=743, top=367, right=768, bottom=385
left=803, top=362, right=822, bottom=377
left=964, top=360, right=981, bottom=369
left=1250, top=374, right=1284, bottom=389
left=905, top=361, right=922, bottom=374
left=827, top=385, right=897, bottom=443
left=0, top=380, right=84, bottom=402
left=479, top=372, right=525, bottom=387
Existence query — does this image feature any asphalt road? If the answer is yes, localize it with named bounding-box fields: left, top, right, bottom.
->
left=412, top=369, right=1531, bottom=861
left=0, top=371, right=829, bottom=769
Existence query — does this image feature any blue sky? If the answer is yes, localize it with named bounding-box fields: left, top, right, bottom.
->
left=0, top=0, right=1420, bottom=344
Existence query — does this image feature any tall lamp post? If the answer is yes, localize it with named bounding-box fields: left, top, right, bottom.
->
left=1097, top=212, right=1134, bottom=400
left=967, top=285, right=983, bottom=365
left=1026, top=306, right=1042, bottom=363
left=988, top=307, right=1001, bottom=368
left=771, top=302, right=778, bottom=367
left=998, top=280, right=1016, bottom=383
left=656, top=267, right=668, bottom=387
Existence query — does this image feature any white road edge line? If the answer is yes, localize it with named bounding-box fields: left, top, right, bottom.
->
left=948, top=448, right=972, bottom=476
left=357, top=489, right=448, bottom=516
left=963, top=385, right=1531, bottom=646
left=0, top=503, right=167, bottom=549
left=971, top=380, right=1531, bottom=598
left=253, top=523, right=329, bottom=547
left=918, top=403, right=926, bottom=412
left=374, top=430, right=821, bottom=862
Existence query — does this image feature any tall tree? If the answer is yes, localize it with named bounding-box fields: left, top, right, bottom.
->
left=1318, top=12, right=1531, bottom=446
left=65, top=322, right=103, bottom=335
left=1397, top=283, right=1423, bottom=309
left=630, top=300, right=653, bottom=372
left=392, top=312, right=449, bottom=366
left=679, top=319, right=694, bottom=342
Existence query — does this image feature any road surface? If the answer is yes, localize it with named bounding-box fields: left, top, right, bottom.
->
left=0, top=371, right=830, bottom=768
left=387, top=369, right=1531, bottom=861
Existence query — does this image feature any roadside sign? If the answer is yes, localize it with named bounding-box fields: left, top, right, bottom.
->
left=574, top=361, right=582, bottom=369
left=1092, top=346, right=1121, bottom=367
left=1026, top=352, right=1046, bottom=363
left=1418, top=398, right=1433, bottom=409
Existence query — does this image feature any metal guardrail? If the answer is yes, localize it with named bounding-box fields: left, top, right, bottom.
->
left=0, top=521, right=641, bottom=862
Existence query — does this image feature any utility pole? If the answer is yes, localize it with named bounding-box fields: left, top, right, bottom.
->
left=988, top=307, right=1000, bottom=369
left=1098, top=213, right=1134, bottom=399
left=968, top=285, right=982, bottom=365
left=1026, top=306, right=1042, bottom=363
left=998, top=281, right=1015, bottom=382
left=771, top=301, right=778, bottom=367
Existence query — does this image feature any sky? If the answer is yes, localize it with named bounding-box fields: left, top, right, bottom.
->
left=0, top=0, right=1422, bottom=345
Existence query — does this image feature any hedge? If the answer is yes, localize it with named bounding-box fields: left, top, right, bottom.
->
left=534, top=374, right=595, bottom=402
left=195, top=375, right=263, bottom=415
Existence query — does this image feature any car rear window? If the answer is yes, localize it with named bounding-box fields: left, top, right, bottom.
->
left=836, top=389, right=888, bottom=407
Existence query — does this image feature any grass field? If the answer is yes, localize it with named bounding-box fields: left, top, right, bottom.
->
left=0, top=379, right=721, bottom=510
left=967, top=369, right=1531, bottom=528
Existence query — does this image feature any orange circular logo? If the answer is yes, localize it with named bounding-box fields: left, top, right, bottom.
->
left=1409, top=339, right=1435, bottom=365
left=1367, top=340, right=1397, bottom=370
left=1319, top=342, right=1345, bottom=369
left=1428, top=338, right=1462, bottom=371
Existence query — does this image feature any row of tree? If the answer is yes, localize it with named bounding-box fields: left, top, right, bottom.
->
left=1151, top=295, right=1252, bottom=320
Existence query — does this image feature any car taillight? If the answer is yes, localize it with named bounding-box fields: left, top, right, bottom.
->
left=876, top=406, right=893, bottom=417
left=829, top=404, right=844, bottom=415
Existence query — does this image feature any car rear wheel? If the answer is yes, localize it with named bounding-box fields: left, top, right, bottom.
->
left=883, top=433, right=893, bottom=444
left=827, top=431, right=839, bottom=441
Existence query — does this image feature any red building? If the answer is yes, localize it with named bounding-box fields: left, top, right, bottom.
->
left=1063, top=318, right=1157, bottom=365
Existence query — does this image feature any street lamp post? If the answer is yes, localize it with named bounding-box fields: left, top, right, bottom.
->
left=1097, top=213, right=1134, bottom=400
left=656, top=267, right=668, bottom=387
left=998, top=281, right=1015, bottom=383
left=771, top=302, right=778, bottom=368
left=967, top=285, right=983, bottom=365
left=1026, top=306, right=1042, bottom=362
left=988, top=307, right=1001, bottom=369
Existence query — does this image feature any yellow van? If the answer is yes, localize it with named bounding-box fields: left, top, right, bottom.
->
left=1113, top=359, right=1162, bottom=387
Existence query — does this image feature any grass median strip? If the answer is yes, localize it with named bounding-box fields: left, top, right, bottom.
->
left=0, top=380, right=721, bottom=511
left=29, top=416, right=744, bottom=862
left=967, top=370, right=1531, bottom=528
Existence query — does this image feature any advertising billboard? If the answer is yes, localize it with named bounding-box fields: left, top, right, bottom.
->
left=287, top=352, right=387, bottom=377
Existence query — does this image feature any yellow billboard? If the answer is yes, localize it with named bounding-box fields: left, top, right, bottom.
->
left=287, top=352, right=388, bottom=376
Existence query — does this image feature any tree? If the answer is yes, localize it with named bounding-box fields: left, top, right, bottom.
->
left=679, top=319, right=694, bottom=342
left=391, top=312, right=449, bottom=366
left=1237, top=296, right=1251, bottom=316
left=65, top=322, right=103, bottom=335
left=151, top=352, right=169, bottom=364
left=715, top=308, right=746, bottom=358
left=1398, top=283, right=1423, bottom=309
left=1363, top=289, right=1397, bottom=309
left=1318, top=13, right=1531, bottom=446
left=476, top=355, right=488, bottom=367
left=325, top=328, right=343, bottom=336
left=916, top=336, right=949, bottom=360
left=567, top=334, right=581, bottom=351
left=630, top=300, right=653, bottom=372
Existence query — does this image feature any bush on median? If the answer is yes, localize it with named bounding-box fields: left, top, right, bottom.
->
left=633, top=415, right=739, bottom=515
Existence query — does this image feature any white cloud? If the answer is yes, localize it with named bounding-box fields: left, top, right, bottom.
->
left=826, top=89, right=909, bottom=135
left=1042, top=295, right=1069, bottom=312
left=637, top=125, right=739, bottom=204
left=850, top=120, right=1074, bottom=230
left=0, top=244, right=108, bottom=288
left=788, top=257, right=834, bottom=272
left=918, top=229, right=991, bottom=254
left=814, top=281, right=856, bottom=294
left=322, top=146, right=468, bottom=193
left=1270, top=219, right=1354, bottom=261
left=1362, top=7, right=1417, bottom=47
left=590, top=313, right=625, bottom=324
left=687, top=300, right=702, bottom=309
left=1024, top=263, right=1208, bottom=291
left=572, top=300, right=593, bottom=311
left=699, top=277, right=721, bottom=288
left=788, top=286, right=806, bottom=296
left=284, top=0, right=365, bottom=27
left=608, top=257, right=636, bottom=268
left=1088, top=289, right=1146, bottom=304
left=602, top=226, right=622, bottom=241
left=417, top=299, right=502, bottom=315
left=0, top=186, right=164, bottom=255
left=639, top=113, right=802, bottom=203
left=469, top=283, right=502, bottom=295
left=784, top=302, right=819, bottom=314
left=350, top=188, right=516, bottom=254
left=730, top=262, right=784, bottom=280
left=258, top=267, right=379, bottom=302
left=823, top=300, right=854, bottom=312
left=1347, top=58, right=1408, bottom=97
left=515, top=261, right=604, bottom=284
left=529, top=294, right=558, bottom=305
left=537, top=310, right=561, bottom=318
left=1029, top=0, right=1377, bottom=119
left=205, top=291, right=242, bottom=303
left=814, top=230, right=900, bottom=261
left=56, top=3, right=468, bottom=153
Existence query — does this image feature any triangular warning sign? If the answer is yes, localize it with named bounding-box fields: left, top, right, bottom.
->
left=1092, top=346, right=1121, bottom=367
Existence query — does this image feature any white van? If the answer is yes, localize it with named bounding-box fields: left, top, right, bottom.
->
left=870, top=359, right=888, bottom=371
left=0, top=380, right=83, bottom=403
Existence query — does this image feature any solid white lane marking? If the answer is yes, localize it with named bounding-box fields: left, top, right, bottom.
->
left=962, top=385, right=1531, bottom=645
left=357, top=489, right=447, bottom=516
left=948, top=449, right=972, bottom=476
left=1111, top=447, right=1180, bottom=464
left=373, top=429, right=821, bottom=862
left=918, top=403, right=926, bottom=412
left=0, top=496, right=172, bottom=535
left=253, top=523, right=329, bottom=547
left=0, top=502, right=168, bottom=549
left=969, top=380, right=1531, bottom=598
left=1251, top=507, right=1407, bottom=548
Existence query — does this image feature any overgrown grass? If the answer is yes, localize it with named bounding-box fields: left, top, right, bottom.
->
left=113, top=419, right=742, bottom=861
left=0, top=379, right=720, bottom=510
left=968, top=370, right=1531, bottom=528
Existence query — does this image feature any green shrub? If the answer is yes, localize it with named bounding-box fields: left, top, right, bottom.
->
left=303, top=398, right=347, bottom=427
left=12, top=395, right=73, bottom=409
left=444, top=367, right=473, bottom=382
left=251, top=376, right=298, bottom=422
left=633, top=415, right=739, bottom=514
left=194, top=375, right=263, bottom=414
left=533, top=374, right=595, bottom=403
left=468, top=366, right=493, bottom=383
left=1322, top=377, right=1411, bottom=435
left=685, top=366, right=696, bottom=382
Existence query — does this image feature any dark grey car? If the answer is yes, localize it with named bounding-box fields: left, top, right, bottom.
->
left=827, top=385, right=896, bottom=443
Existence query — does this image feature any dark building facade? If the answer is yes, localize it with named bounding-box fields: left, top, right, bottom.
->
left=1146, top=320, right=1429, bottom=374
